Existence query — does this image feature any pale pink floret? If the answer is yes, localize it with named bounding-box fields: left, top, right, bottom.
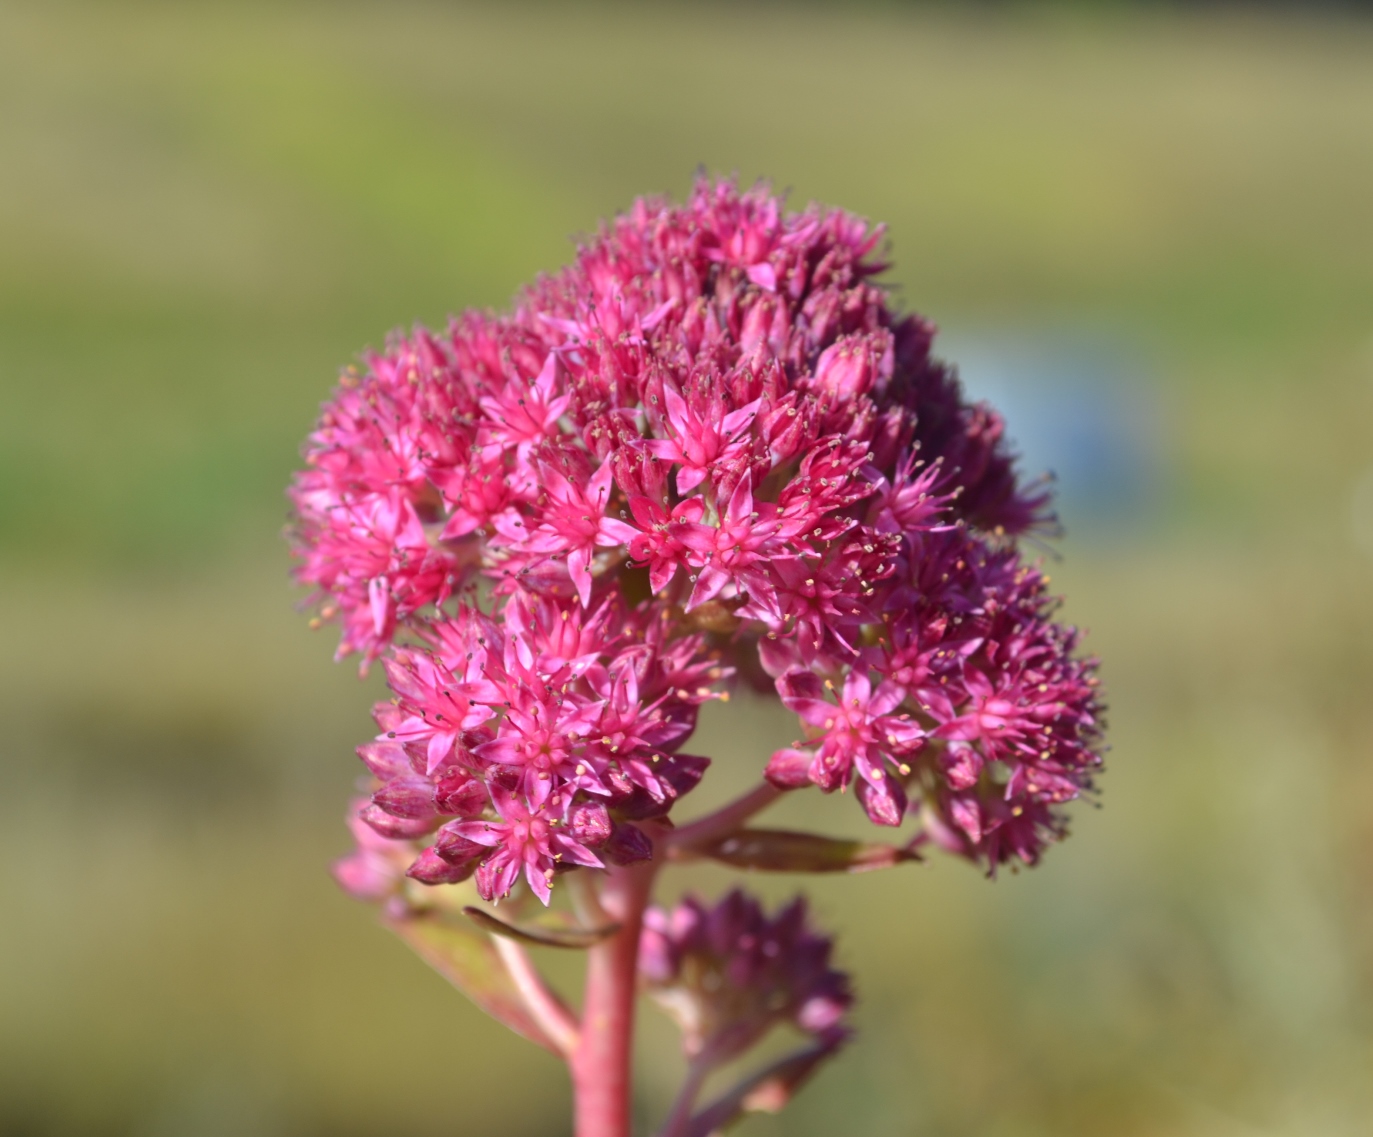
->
left=332, top=799, right=416, bottom=903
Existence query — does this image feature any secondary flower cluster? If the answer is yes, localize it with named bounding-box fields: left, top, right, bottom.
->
left=293, top=177, right=1104, bottom=896
left=764, top=524, right=1102, bottom=867
left=339, top=588, right=723, bottom=903
left=640, top=891, right=852, bottom=1063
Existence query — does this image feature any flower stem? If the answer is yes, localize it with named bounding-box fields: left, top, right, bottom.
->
left=657, top=1055, right=711, bottom=1137
left=573, top=858, right=658, bottom=1137
left=665, top=782, right=784, bottom=853
left=491, top=935, right=580, bottom=1059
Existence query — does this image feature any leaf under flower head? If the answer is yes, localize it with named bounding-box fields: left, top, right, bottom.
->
left=685, top=828, right=922, bottom=874
left=387, top=909, right=563, bottom=1054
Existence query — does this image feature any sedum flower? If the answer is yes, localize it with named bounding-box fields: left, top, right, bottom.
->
left=444, top=786, right=602, bottom=906
left=292, top=176, right=1104, bottom=902
left=768, top=667, right=923, bottom=826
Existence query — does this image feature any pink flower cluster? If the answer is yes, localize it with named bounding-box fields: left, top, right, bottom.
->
left=766, top=525, right=1102, bottom=867
left=640, top=890, right=852, bottom=1063
left=292, top=177, right=1103, bottom=899
left=341, top=590, right=721, bottom=904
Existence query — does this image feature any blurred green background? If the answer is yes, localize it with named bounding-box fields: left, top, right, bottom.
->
left=3, top=2, right=1372, bottom=1134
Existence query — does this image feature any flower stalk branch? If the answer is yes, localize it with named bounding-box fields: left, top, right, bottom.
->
left=656, top=1055, right=713, bottom=1137
left=490, top=935, right=581, bottom=1059
left=665, top=782, right=785, bottom=853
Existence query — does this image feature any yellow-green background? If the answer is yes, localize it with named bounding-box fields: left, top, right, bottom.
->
left=2, top=3, right=1371, bottom=1134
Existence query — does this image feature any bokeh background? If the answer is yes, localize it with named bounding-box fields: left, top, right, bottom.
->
left=3, top=2, right=1372, bottom=1135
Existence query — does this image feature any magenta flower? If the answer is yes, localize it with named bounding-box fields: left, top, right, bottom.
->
left=381, top=647, right=498, bottom=776
left=683, top=473, right=785, bottom=617
left=446, top=786, right=603, bottom=905
left=475, top=689, right=604, bottom=804
left=290, top=177, right=1107, bottom=1137
left=642, top=386, right=762, bottom=496
left=622, top=494, right=709, bottom=595
left=477, top=352, right=570, bottom=458
left=437, top=446, right=530, bottom=541
left=494, top=457, right=637, bottom=606
left=769, top=668, right=924, bottom=825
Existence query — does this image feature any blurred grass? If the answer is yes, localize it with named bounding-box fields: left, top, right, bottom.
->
left=2, top=2, right=1372, bottom=1135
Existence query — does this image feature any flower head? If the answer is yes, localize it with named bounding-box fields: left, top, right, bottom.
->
left=293, top=176, right=1103, bottom=898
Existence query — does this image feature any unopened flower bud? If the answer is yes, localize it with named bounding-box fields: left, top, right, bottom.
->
left=569, top=800, right=613, bottom=846
left=434, top=772, right=486, bottom=817
left=604, top=821, right=653, bottom=866
left=359, top=802, right=436, bottom=841
left=372, top=777, right=438, bottom=821
left=406, top=845, right=477, bottom=885
left=764, top=748, right=813, bottom=789
left=433, top=822, right=485, bottom=866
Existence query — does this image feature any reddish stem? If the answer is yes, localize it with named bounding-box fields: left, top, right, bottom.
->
left=666, top=782, right=784, bottom=852
left=573, top=858, right=658, bottom=1137
left=491, top=935, right=580, bottom=1059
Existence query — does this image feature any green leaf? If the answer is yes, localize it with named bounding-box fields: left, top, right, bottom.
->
left=462, top=905, right=620, bottom=949
left=385, top=909, right=559, bottom=1053
left=697, top=828, right=922, bottom=874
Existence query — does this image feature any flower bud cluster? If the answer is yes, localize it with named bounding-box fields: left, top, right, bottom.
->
left=294, top=177, right=1104, bottom=896
left=640, top=890, right=852, bottom=1062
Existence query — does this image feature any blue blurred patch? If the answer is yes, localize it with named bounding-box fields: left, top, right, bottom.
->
left=942, top=335, right=1162, bottom=540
